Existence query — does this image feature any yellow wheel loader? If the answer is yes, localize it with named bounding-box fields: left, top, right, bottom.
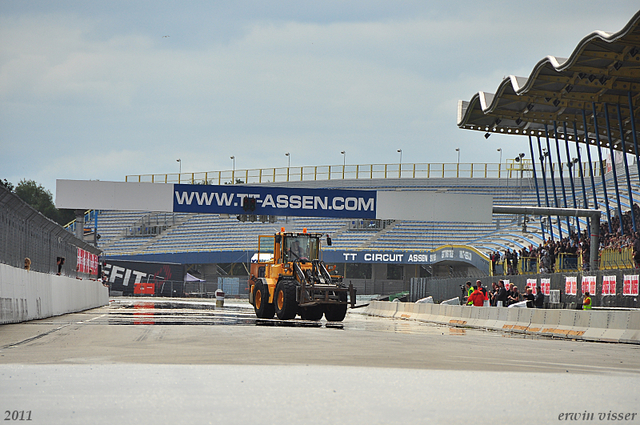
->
left=249, top=228, right=355, bottom=321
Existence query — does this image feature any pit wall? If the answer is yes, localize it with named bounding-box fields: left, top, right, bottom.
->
left=365, top=301, right=640, bottom=344
left=0, top=263, right=109, bottom=324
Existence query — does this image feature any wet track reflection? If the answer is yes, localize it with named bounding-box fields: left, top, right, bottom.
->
left=102, top=298, right=482, bottom=336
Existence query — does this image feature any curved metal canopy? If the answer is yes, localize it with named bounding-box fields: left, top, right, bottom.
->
left=458, top=10, right=640, bottom=155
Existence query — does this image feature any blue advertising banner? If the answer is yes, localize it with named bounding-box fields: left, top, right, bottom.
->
left=173, top=184, right=377, bottom=219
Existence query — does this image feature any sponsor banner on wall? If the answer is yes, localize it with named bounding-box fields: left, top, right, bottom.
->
left=565, top=276, right=577, bottom=295
left=602, top=275, right=617, bottom=296
left=103, top=260, right=185, bottom=296
left=540, top=278, right=551, bottom=296
left=77, top=248, right=98, bottom=275
left=623, top=275, right=639, bottom=296
left=582, top=275, right=597, bottom=295
left=526, top=278, right=537, bottom=294
left=173, top=184, right=377, bottom=219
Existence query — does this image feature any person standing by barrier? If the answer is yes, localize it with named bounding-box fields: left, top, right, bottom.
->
left=467, top=285, right=486, bottom=307
left=582, top=292, right=592, bottom=310
left=496, top=280, right=507, bottom=307
left=464, top=281, right=473, bottom=305
left=490, top=282, right=498, bottom=306
left=534, top=285, right=544, bottom=308
left=507, top=285, right=521, bottom=305
left=524, top=287, right=535, bottom=308
left=476, top=280, right=489, bottom=307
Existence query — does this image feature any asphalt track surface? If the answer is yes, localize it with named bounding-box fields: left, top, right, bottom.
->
left=1, top=298, right=639, bottom=425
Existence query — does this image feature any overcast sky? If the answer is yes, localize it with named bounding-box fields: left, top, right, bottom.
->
left=1, top=1, right=638, bottom=195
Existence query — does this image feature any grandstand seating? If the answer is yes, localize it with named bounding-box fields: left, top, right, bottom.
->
left=88, top=163, right=638, bottom=259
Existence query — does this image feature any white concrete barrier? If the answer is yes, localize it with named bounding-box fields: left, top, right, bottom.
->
left=570, top=310, right=591, bottom=338
left=514, top=308, right=534, bottom=333
left=366, top=301, right=398, bottom=318
left=485, top=308, right=506, bottom=331
left=414, top=303, right=433, bottom=322
left=396, top=302, right=419, bottom=320
left=0, top=263, right=108, bottom=324
left=430, top=304, right=448, bottom=325
left=363, top=301, right=639, bottom=344
left=598, top=311, right=629, bottom=343
left=620, top=311, right=640, bottom=344
left=581, top=310, right=609, bottom=341
left=533, top=309, right=561, bottom=336
left=546, top=309, right=578, bottom=338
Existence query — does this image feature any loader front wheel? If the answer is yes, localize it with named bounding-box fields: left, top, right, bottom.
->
left=324, top=292, right=348, bottom=322
left=253, top=280, right=274, bottom=319
left=274, top=280, right=298, bottom=320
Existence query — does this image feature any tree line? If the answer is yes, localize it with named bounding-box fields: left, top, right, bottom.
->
left=1, top=179, right=75, bottom=226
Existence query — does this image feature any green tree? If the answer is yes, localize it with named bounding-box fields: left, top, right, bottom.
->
left=14, top=179, right=74, bottom=225
left=1, top=178, right=14, bottom=191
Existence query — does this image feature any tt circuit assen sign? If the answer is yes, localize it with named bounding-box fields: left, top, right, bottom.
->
left=173, top=184, right=376, bottom=219
left=321, top=247, right=490, bottom=273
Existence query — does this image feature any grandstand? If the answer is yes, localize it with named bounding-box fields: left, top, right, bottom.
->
left=68, top=156, right=638, bottom=298
left=96, top=161, right=638, bottom=257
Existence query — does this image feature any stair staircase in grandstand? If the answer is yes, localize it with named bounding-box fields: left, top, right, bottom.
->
left=100, top=212, right=191, bottom=255
left=358, top=221, right=399, bottom=249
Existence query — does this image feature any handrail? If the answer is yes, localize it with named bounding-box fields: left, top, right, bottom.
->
left=600, top=247, right=635, bottom=270
left=125, top=160, right=602, bottom=185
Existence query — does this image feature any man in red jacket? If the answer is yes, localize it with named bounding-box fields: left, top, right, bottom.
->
left=467, top=283, right=487, bottom=307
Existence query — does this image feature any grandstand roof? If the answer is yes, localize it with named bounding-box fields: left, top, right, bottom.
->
left=457, top=10, right=640, bottom=155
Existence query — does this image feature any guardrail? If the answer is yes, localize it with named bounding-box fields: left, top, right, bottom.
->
left=125, top=160, right=601, bottom=184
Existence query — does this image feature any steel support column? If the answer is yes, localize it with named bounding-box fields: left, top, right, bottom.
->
left=563, top=122, right=580, bottom=235
left=591, top=103, right=613, bottom=233
left=616, top=104, right=636, bottom=232
left=554, top=121, right=571, bottom=233
left=545, top=124, right=563, bottom=239
left=528, top=135, right=545, bottom=240
left=573, top=122, right=591, bottom=237
left=536, top=135, right=554, bottom=240
left=581, top=109, right=600, bottom=212
left=603, top=103, right=624, bottom=235
left=629, top=92, right=640, bottom=188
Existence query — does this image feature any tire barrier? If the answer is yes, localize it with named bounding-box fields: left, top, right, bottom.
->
left=0, top=263, right=109, bottom=324
left=364, top=300, right=640, bottom=344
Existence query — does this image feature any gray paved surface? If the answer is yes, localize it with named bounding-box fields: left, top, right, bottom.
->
left=1, top=298, right=639, bottom=424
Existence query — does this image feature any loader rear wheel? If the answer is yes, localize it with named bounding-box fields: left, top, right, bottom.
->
left=299, top=305, right=323, bottom=321
left=324, top=292, right=348, bottom=322
left=275, top=280, right=298, bottom=320
left=253, top=280, right=274, bottom=319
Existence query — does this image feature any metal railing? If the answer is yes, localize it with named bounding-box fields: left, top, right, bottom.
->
left=556, top=253, right=581, bottom=273
left=493, top=249, right=639, bottom=275
left=600, top=247, right=635, bottom=270
left=126, top=160, right=602, bottom=185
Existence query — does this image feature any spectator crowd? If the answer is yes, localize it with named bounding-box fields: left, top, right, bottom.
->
left=490, top=203, right=640, bottom=274
left=464, top=280, right=544, bottom=308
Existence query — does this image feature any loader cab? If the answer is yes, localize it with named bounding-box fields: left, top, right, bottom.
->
left=282, top=233, right=320, bottom=263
